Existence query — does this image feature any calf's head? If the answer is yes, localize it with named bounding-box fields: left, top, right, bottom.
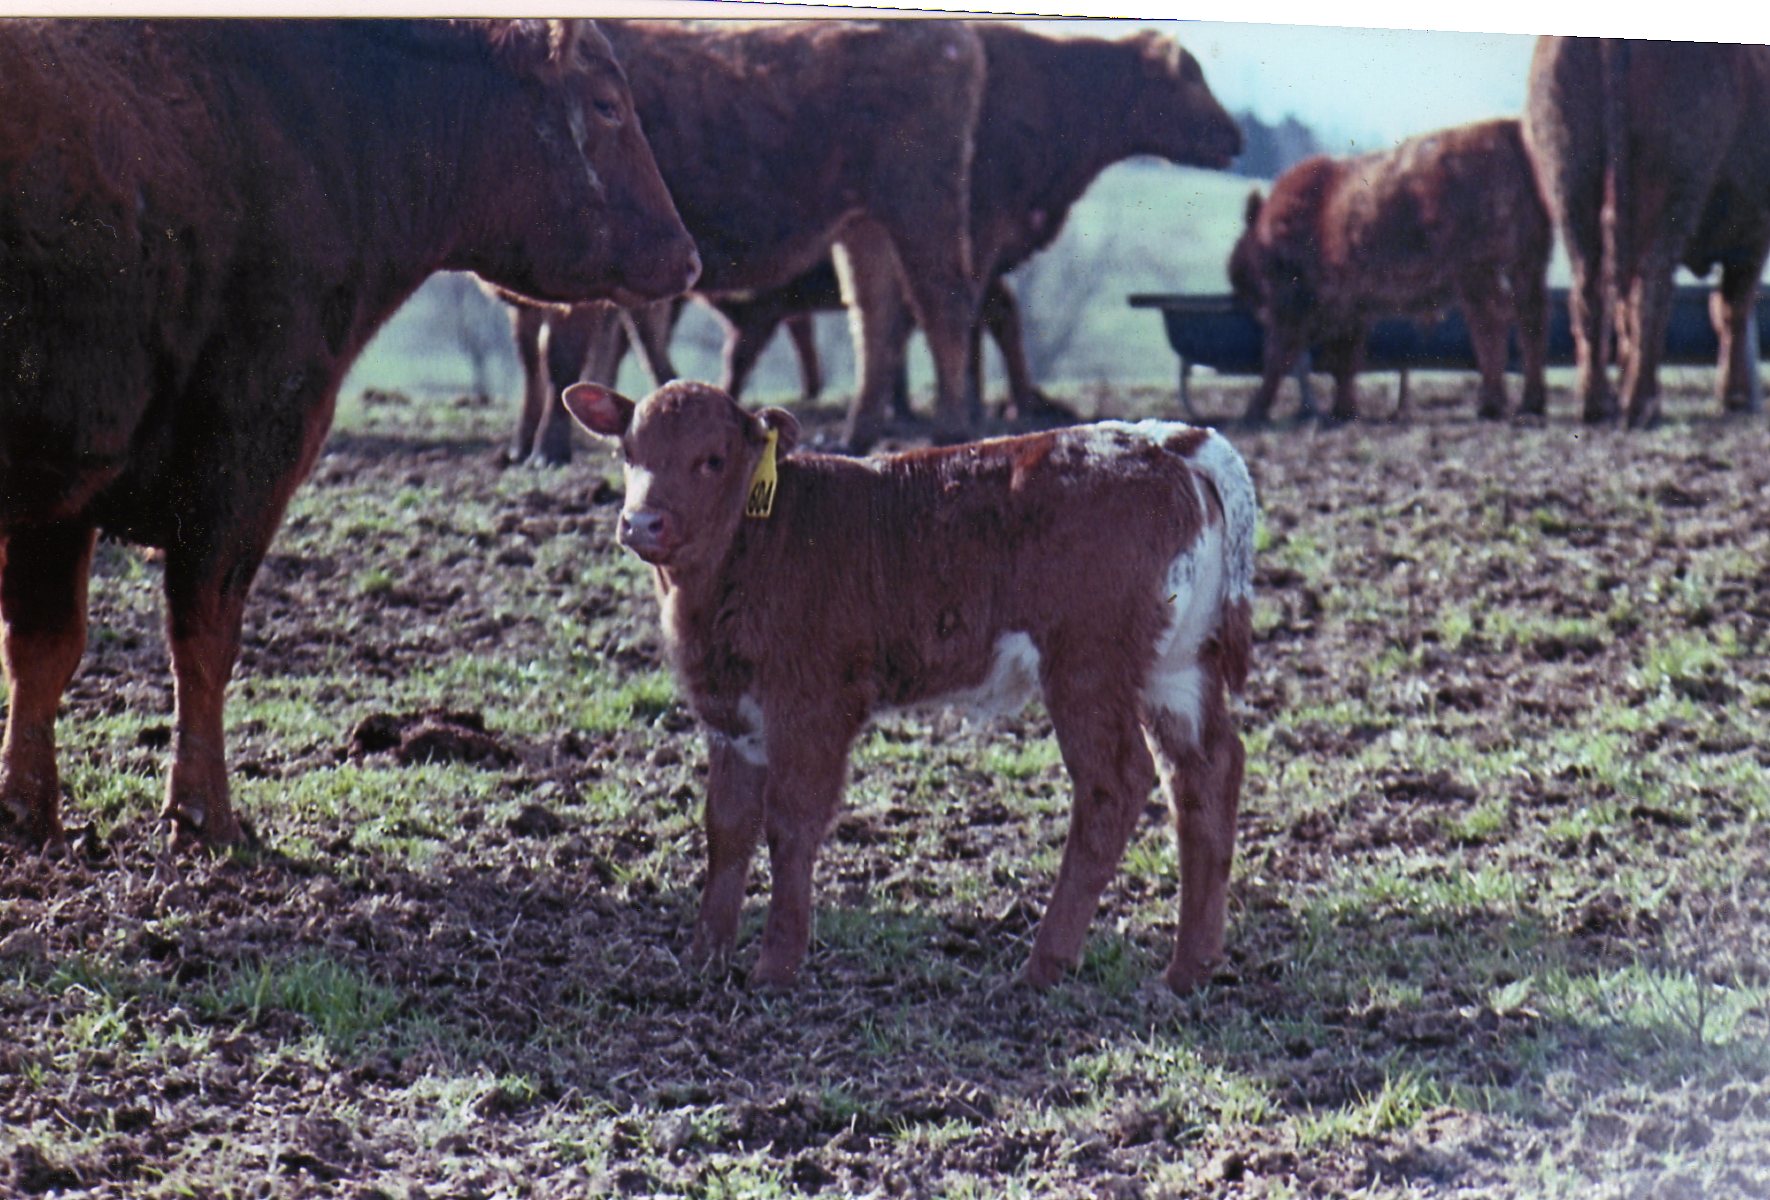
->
left=468, top=20, right=698, bottom=306
left=1124, top=32, right=1242, bottom=169
left=563, top=380, right=800, bottom=574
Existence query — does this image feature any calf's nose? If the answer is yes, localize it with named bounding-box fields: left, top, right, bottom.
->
left=619, top=507, right=673, bottom=553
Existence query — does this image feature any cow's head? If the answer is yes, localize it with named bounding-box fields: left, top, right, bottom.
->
left=1123, top=32, right=1242, bottom=170
left=563, top=380, right=800, bottom=574
left=463, top=20, right=698, bottom=308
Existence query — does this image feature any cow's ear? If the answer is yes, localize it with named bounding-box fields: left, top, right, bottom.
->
left=1243, top=189, right=1264, bottom=228
left=562, top=383, right=635, bottom=438
left=486, top=20, right=554, bottom=75
left=753, top=407, right=801, bottom=456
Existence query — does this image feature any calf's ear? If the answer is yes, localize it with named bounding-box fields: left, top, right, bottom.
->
left=753, top=407, right=801, bottom=456
left=562, top=383, right=635, bottom=438
left=1243, top=189, right=1264, bottom=228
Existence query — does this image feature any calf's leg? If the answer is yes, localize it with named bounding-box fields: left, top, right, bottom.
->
left=690, top=736, right=767, bottom=967
left=1024, top=681, right=1156, bottom=988
left=751, top=717, right=859, bottom=987
left=0, top=524, right=97, bottom=847
left=1146, top=691, right=1244, bottom=993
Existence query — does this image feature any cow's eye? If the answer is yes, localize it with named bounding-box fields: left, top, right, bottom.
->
left=698, top=454, right=725, bottom=475
left=592, top=97, right=621, bottom=124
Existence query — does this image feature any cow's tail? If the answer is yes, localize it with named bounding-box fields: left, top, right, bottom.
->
left=1189, top=430, right=1258, bottom=696
left=1600, top=38, right=1632, bottom=365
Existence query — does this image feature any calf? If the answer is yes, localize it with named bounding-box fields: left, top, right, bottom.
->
left=1524, top=38, right=1770, bottom=427
left=1229, top=118, right=1551, bottom=424
left=0, top=19, right=695, bottom=850
left=563, top=380, right=1257, bottom=992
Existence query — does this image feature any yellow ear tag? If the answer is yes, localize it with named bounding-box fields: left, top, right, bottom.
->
left=745, top=428, right=779, bottom=519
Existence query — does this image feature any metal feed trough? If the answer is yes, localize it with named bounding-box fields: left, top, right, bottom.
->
left=1127, top=286, right=1766, bottom=418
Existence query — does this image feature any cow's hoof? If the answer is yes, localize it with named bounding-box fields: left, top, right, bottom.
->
left=0, top=796, right=65, bottom=853
left=1476, top=405, right=1507, bottom=422
left=1005, top=393, right=1079, bottom=427
left=523, top=450, right=572, bottom=469
left=163, top=808, right=256, bottom=856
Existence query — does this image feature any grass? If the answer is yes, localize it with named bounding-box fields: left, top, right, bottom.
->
left=5, top=374, right=1770, bottom=1196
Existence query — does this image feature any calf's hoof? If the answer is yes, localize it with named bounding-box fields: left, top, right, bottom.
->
left=747, top=956, right=802, bottom=990
left=1017, top=953, right=1069, bottom=991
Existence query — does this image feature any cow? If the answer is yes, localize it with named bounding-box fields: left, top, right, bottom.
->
left=561, top=379, right=1257, bottom=993
left=0, top=19, right=697, bottom=851
left=1228, top=118, right=1552, bottom=425
left=539, top=25, right=1242, bottom=453
left=729, top=25, right=1242, bottom=446
left=505, top=19, right=987, bottom=465
left=1524, top=38, right=1770, bottom=428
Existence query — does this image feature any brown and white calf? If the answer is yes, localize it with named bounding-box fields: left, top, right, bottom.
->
left=563, top=380, right=1257, bottom=992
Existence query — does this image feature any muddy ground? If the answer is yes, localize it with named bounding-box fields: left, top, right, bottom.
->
left=3, top=377, right=1768, bottom=1198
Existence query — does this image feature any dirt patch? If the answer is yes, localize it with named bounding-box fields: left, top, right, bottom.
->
left=3, top=380, right=1768, bottom=1197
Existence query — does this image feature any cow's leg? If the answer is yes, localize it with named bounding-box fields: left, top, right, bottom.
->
left=1244, top=324, right=1306, bottom=426
left=1320, top=329, right=1367, bottom=423
left=689, top=736, right=767, bottom=967
left=1515, top=264, right=1552, bottom=417
left=986, top=280, right=1074, bottom=423
left=0, top=524, right=97, bottom=847
left=1145, top=689, right=1244, bottom=993
left=785, top=315, right=823, bottom=404
left=1461, top=280, right=1513, bottom=420
left=1023, top=678, right=1156, bottom=988
left=161, top=365, right=334, bottom=849
left=966, top=310, right=987, bottom=427
left=1713, top=250, right=1768, bottom=413
left=717, top=304, right=782, bottom=403
left=508, top=304, right=550, bottom=464
left=623, top=299, right=681, bottom=391
left=1620, top=261, right=1678, bottom=430
left=833, top=221, right=913, bottom=453
left=528, top=305, right=602, bottom=466
left=750, top=716, right=858, bottom=987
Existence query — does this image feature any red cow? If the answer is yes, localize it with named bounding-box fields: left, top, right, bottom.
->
left=1524, top=38, right=1770, bottom=427
left=0, top=19, right=696, bottom=850
left=563, top=380, right=1257, bottom=992
left=1229, top=119, right=1551, bottom=424
left=569, top=25, right=1241, bottom=450
left=505, top=19, right=987, bottom=464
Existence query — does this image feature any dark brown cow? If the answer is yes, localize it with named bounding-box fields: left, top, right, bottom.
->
left=0, top=19, right=696, bottom=850
left=1228, top=118, right=1551, bottom=424
left=563, top=380, right=1257, bottom=992
left=506, top=19, right=986, bottom=464
left=1524, top=38, right=1770, bottom=427
left=596, top=25, right=1241, bottom=449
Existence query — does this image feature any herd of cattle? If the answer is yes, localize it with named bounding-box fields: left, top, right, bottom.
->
left=1, top=18, right=1766, bottom=991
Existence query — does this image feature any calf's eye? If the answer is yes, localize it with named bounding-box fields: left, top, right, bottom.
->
left=698, top=454, right=725, bottom=475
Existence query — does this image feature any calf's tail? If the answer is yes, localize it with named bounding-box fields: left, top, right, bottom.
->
left=1189, top=430, right=1258, bottom=695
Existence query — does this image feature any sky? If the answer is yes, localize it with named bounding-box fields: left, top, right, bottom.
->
left=1030, top=20, right=1537, bottom=151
